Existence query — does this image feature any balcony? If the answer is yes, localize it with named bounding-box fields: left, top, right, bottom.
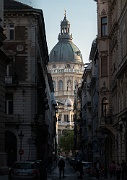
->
left=58, top=121, right=74, bottom=126
left=100, top=116, right=112, bottom=126
left=5, top=114, right=22, bottom=125
left=5, top=75, right=18, bottom=85
left=5, top=76, right=12, bottom=84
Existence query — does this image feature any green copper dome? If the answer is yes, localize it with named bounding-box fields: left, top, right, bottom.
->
left=49, top=12, right=83, bottom=63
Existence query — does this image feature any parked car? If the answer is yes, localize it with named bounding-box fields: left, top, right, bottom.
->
left=26, top=160, right=47, bottom=180
left=35, top=160, right=47, bottom=180
left=82, top=161, right=93, bottom=176
left=8, top=161, right=40, bottom=180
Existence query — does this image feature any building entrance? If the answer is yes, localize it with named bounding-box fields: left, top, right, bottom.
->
left=5, top=131, right=17, bottom=166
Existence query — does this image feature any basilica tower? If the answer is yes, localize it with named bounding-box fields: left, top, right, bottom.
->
left=48, top=12, right=84, bottom=153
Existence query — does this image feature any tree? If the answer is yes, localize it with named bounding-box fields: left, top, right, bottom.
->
left=59, top=130, right=74, bottom=154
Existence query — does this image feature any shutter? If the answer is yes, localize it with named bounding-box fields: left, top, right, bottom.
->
left=101, top=56, right=108, bottom=76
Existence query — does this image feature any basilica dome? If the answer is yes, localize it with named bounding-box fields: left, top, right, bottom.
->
left=49, top=12, right=83, bottom=64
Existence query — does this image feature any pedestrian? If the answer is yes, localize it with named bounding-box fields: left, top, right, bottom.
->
left=58, top=158, right=65, bottom=179
left=116, top=162, right=121, bottom=180
left=95, top=160, right=101, bottom=179
left=75, top=160, right=83, bottom=179
left=109, top=160, right=116, bottom=179
left=121, top=160, right=126, bottom=180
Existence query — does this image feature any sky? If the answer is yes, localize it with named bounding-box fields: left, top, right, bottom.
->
left=17, top=0, right=97, bottom=63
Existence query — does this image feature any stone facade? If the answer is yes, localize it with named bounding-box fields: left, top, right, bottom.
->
left=75, top=0, right=127, bottom=169
left=96, top=0, right=127, bottom=165
left=3, top=0, right=56, bottom=165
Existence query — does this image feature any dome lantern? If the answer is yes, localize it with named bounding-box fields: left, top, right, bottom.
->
left=49, top=12, right=83, bottom=63
left=58, top=10, right=72, bottom=41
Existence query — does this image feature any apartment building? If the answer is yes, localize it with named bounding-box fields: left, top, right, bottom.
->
left=95, top=0, right=127, bottom=165
left=3, top=0, right=56, bottom=165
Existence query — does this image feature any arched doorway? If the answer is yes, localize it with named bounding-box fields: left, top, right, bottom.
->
left=5, top=131, right=17, bottom=166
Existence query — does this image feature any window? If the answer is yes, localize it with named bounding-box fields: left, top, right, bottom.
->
left=67, top=64, right=70, bottom=68
left=6, top=57, right=13, bottom=76
left=101, top=56, right=108, bottom=77
left=76, top=51, right=80, bottom=56
left=53, top=81, right=56, bottom=91
left=53, top=64, right=56, bottom=68
left=64, top=114, right=69, bottom=122
left=101, top=17, right=107, bottom=36
left=5, top=93, right=13, bottom=114
left=9, top=23, right=14, bottom=40
left=3, top=23, right=6, bottom=36
left=58, top=114, right=62, bottom=121
left=54, top=51, right=57, bottom=57
left=102, top=98, right=108, bottom=117
left=58, top=80, right=63, bottom=91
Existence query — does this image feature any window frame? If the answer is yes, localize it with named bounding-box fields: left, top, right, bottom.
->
left=102, top=97, right=108, bottom=117
left=101, top=17, right=108, bottom=37
left=9, top=23, right=15, bottom=40
left=58, top=80, right=63, bottom=91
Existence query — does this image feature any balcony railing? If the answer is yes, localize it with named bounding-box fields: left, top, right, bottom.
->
left=58, top=121, right=74, bottom=126
left=5, top=114, right=22, bottom=124
left=5, top=76, right=12, bottom=84
left=100, top=116, right=112, bottom=126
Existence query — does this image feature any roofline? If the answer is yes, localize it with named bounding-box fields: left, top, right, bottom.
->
left=4, top=8, right=43, bottom=14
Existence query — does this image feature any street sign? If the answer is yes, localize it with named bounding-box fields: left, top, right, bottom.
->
left=19, top=149, right=24, bottom=155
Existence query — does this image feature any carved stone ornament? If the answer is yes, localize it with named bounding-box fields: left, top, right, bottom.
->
left=16, top=44, right=24, bottom=52
left=100, top=86, right=109, bottom=95
left=100, top=51, right=108, bottom=57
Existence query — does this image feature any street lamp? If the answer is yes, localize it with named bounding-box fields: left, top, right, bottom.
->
left=18, top=131, right=24, bottom=161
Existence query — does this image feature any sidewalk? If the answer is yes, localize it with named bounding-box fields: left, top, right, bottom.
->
left=0, top=175, right=8, bottom=180
left=0, top=175, right=52, bottom=180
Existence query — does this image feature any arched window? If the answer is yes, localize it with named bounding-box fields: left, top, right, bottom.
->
left=53, top=81, right=56, bottom=91
left=102, top=97, right=108, bottom=117
left=67, top=64, right=70, bottom=68
left=58, top=80, right=63, bottom=91
left=64, top=114, right=69, bottom=122
left=67, top=80, right=72, bottom=91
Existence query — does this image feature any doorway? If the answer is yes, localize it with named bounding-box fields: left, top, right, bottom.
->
left=5, top=131, right=17, bottom=166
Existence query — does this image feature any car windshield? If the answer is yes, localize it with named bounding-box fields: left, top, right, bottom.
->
left=13, top=163, right=33, bottom=169
left=83, top=162, right=93, bottom=167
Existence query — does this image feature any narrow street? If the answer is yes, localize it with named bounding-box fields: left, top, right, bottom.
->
left=0, top=160, right=113, bottom=180
left=48, top=160, right=108, bottom=180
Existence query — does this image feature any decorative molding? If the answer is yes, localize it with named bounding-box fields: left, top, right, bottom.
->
left=100, top=50, right=108, bottom=57
left=16, top=44, right=24, bottom=52
left=101, top=9, right=106, bottom=16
